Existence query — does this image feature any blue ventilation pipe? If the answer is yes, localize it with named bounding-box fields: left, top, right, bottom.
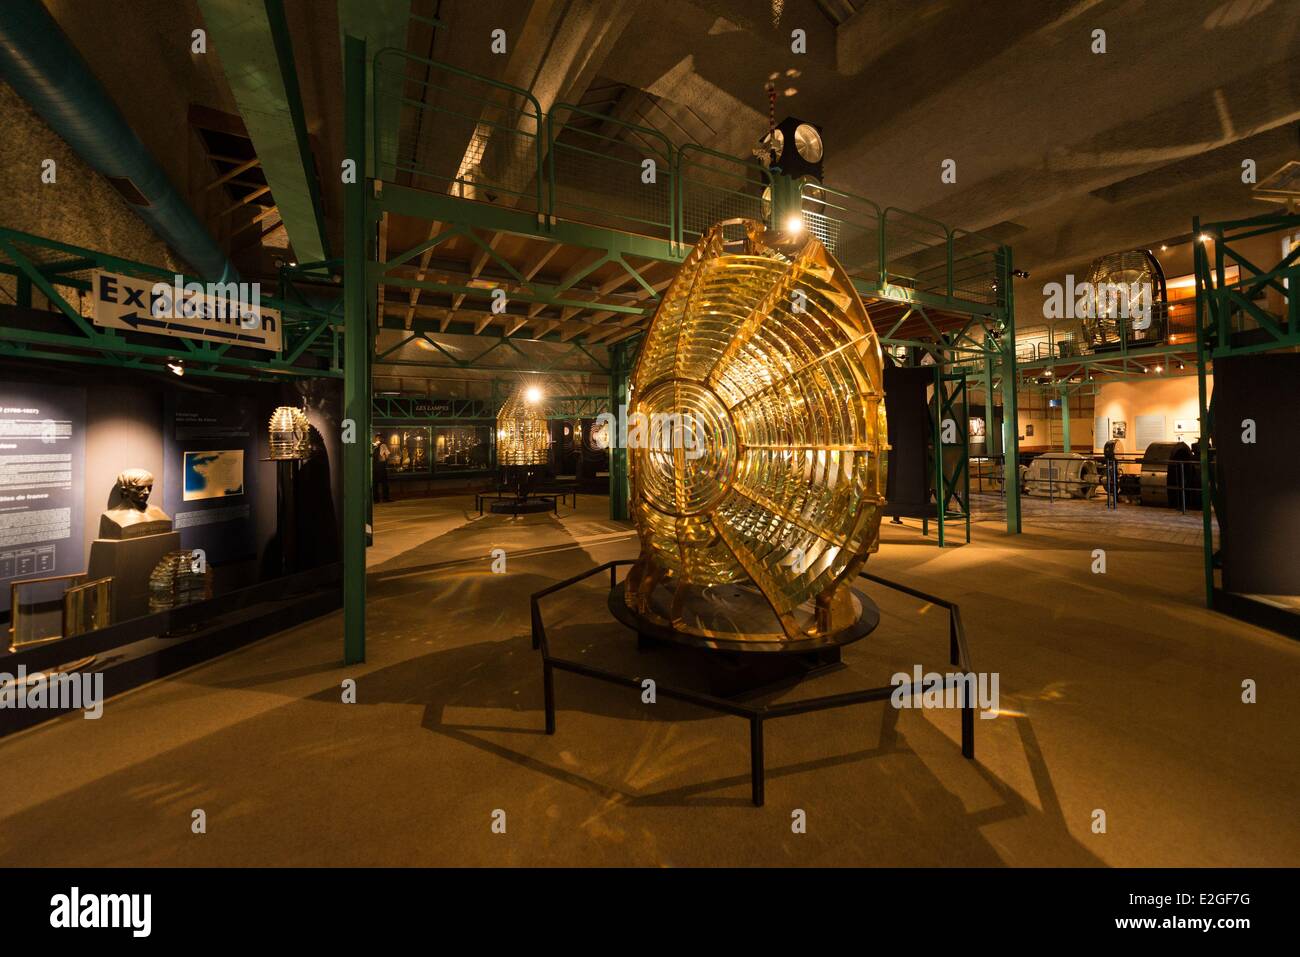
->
left=0, top=0, right=237, bottom=282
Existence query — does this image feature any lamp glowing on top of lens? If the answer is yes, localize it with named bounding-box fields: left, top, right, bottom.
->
left=616, top=218, right=888, bottom=651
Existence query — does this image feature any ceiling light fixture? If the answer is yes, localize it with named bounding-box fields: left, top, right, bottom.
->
left=167, top=359, right=184, bottom=377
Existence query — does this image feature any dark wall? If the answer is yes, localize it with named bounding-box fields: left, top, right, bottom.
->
left=83, top=385, right=161, bottom=564
left=1214, top=354, right=1300, bottom=595
left=1, top=361, right=341, bottom=605
left=884, top=365, right=934, bottom=519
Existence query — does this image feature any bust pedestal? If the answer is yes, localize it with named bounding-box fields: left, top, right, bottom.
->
left=88, top=531, right=182, bottom=623
left=99, top=506, right=173, bottom=540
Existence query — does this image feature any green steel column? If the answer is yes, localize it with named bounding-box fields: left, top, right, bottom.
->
left=1060, top=385, right=1071, bottom=451
left=933, top=364, right=946, bottom=547
left=1194, top=217, right=1215, bottom=607
left=983, top=351, right=998, bottom=457
left=608, top=341, right=630, bottom=520
left=769, top=173, right=802, bottom=230
left=342, top=34, right=368, bottom=664
left=1000, top=246, right=1021, bottom=534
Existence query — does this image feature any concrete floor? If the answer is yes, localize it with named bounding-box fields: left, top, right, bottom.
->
left=3, top=495, right=1297, bottom=867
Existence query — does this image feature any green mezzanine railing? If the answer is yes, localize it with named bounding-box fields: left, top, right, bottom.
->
left=371, top=48, right=1010, bottom=327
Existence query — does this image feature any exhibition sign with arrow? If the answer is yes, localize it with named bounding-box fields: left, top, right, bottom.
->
left=90, top=269, right=283, bottom=352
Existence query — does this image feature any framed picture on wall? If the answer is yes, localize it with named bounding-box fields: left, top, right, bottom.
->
left=182, top=449, right=245, bottom=501
left=1025, top=423, right=1034, bottom=437
left=1111, top=420, right=1128, bottom=440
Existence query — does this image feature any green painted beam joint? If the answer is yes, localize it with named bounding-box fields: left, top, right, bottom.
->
left=199, top=0, right=330, bottom=263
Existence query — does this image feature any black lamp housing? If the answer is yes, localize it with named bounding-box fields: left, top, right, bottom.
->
left=771, top=116, right=824, bottom=181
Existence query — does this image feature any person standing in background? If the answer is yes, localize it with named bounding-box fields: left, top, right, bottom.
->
left=372, top=434, right=392, bottom=503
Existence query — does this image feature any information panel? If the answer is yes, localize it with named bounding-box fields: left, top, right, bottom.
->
left=0, top=384, right=86, bottom=614
left=163, top=393, right=258, bottom=565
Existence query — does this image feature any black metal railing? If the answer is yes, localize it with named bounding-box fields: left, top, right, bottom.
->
left=530, top=559, right=975, bottom=807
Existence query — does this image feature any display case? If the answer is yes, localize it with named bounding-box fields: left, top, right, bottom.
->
left=8, top=573, right=112, bottom=651
left=375, top=426, right=432, bottom=475
left=433, top=425, right=490, bottom=472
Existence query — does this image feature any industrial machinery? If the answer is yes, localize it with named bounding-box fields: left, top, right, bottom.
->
left=1024, top=452, right=1100, bottom=498
left=616, top=218, right=888, bottom=651
left=1139, top=440, right=1200, bottom=509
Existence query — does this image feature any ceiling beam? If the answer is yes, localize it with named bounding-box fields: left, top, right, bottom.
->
left=200, top=0, right=330, bottom=262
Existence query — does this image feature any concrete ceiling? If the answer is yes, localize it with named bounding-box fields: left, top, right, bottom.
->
left=19, top=0, right=1300, bottom=331
left=588, top=0, right=1300, bottom=277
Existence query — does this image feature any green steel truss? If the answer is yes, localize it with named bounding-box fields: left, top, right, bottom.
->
left=364, top=48, right=1014, bottom=356
left=1016, top=324, right=1200, bottom=390
left=373, top=328, right=611, bottom=373
left=372, top=391, right=605, bottom=422
left=1194, top=208, right=1300, bottom=609
left=0, top=228, right=341, bottom=380
left=932, top=368, right=972, bottom=547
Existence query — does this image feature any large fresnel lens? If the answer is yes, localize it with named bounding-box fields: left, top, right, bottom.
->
left=623, top=218, right=888, bottom=648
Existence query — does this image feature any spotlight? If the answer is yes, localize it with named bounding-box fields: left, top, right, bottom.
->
left=1160, top=244, right=1168, bottom=251
left=785, top=215, right=804, bottom=235
left=525, top=385, right=543, bottom=404
left=1199, top=234, right=1212, bottom=243
left=1154, top=364, right=1163, bottom=373
left=167, top=359, right=184, bottom=377
left=1012, top=269, right=1030, bottom=279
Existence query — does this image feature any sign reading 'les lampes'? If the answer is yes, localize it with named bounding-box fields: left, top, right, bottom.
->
left=90, top=269, right=283, bottom=352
